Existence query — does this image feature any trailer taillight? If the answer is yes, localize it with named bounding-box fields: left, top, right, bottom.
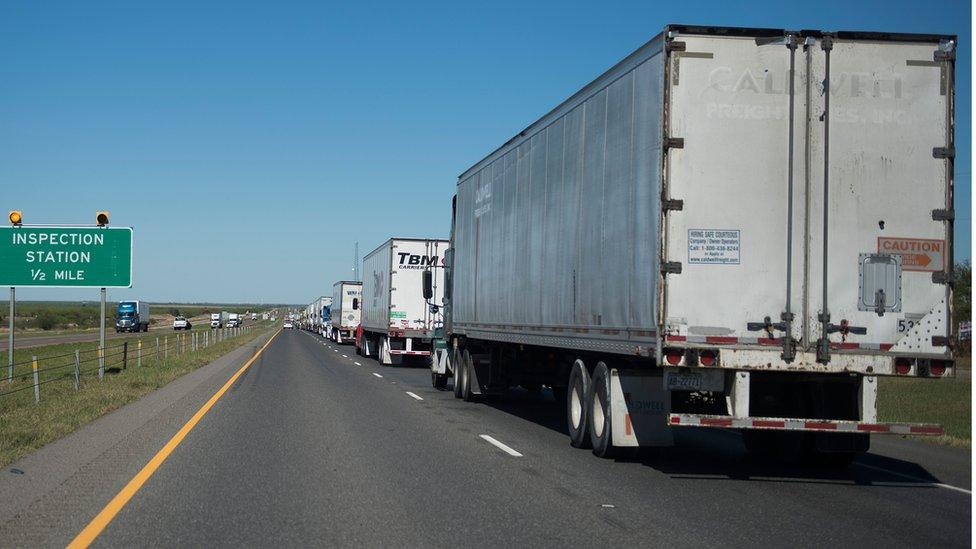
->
left=893, top=357, right=913, bottom=375
left=699, top=350, right=717, bottom=367
left=928, top=360, right=950, bottom=377
left=665, top=349, right=683, bottom=366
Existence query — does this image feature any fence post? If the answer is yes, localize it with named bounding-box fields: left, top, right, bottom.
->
left=155, top=336, right=160, bottom=360
left=32, top=356, right=39, bottom=403
left=138, top=340, right=142, bottom=367
left=122, top=341, right=128, bottom=370
left=164, top=336, right=168, bottom=359
left=74, top=349, right=80, bottom=390
left=98, top=346, right=104, bottom=380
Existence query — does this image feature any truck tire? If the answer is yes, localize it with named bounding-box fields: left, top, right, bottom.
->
left=452, top=347, right=465, bottom=399
left=588, top=361, right=617, bottom=458
left=567, top=359, right=592, bottom=449
left=461, top=350, right=476, bottom=402
left=432, top=370, right=448, bottom=390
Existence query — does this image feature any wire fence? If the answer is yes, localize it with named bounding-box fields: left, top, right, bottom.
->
left=0, top=324, right=259, bottom=404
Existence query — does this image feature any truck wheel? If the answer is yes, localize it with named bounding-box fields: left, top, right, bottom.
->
left=432, top=370, right=448, bottom=390
left=589, top=361, right=617, bottom=458
left=567, top=359, right=592, bottom=449
left=461, top=349, right=476, bottom=402
left=452, top=347, right=464, bottom=399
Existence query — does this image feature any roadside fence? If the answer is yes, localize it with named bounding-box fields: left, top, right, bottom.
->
left=0, top=325, right=256, bottom=404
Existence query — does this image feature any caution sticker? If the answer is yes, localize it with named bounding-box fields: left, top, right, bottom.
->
left=877, top=237, right=945, bottom=272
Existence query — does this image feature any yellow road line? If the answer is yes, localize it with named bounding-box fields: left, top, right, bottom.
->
left=67, top=329, right=282, bottom=548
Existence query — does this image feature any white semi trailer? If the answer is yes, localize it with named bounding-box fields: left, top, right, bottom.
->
left=357, top=238, right=448, bottom=365
left=434, top=25, right=956, bottom=464
left=330, top=281, right=362, bottom=344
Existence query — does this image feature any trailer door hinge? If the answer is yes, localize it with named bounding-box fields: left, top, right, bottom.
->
left=662, top=262, right=682, bottom=275
left=933, top=146, right=955, bottom=159
left=663, top=199, right=684, bottom=212
left=667, top=40, right=686, bottom=52
left=663, top=137, right=684, bottom=150
left=932, top=209, right=955, bottom=221
left=932, top=270, right=952, bottom=284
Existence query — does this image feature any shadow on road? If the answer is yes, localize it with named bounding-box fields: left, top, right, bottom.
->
left=475, top=386, right=950, bottom=490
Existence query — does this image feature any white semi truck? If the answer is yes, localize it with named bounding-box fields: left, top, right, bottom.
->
left=432, top=25, right=956, bottom=464
left=330, top=281, right=362, bottom=344
left=210, top=311, right=229, bottom=329
left=357, top=238, right=448, bottom=365
left=227, top=313, right=241, bottom=328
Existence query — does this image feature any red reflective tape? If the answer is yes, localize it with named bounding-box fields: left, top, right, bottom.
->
left=857, top=423, right=890, bottom=432
left=804, top=421, right=837, bottom=430
left=880, top=343, right=894, bottom=351
left=831, top=342, right=860, bottom=350
left=909, top=425, right=944, bottom=435
left=667, top=335, right=687, bottom=342
left=669, top=415, right=681, bottom=424
left=705, top=336, right=738, bottom=345
left=700, top=417, right=733, bottom=427
left=756, top=338, right=781, bottom=346
left=625, top=414, right=632, bottom=435
left=752, top=419, right=786, bottom=428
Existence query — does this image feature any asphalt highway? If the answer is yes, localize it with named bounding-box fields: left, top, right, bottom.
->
left=0, top=329, right=970, bottom=547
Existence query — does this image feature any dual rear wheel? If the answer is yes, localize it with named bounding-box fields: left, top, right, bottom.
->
left=564, top=359, right=618, bottom=458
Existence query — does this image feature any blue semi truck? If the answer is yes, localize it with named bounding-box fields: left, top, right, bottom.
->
left=115, top=300, right=150, bottom=333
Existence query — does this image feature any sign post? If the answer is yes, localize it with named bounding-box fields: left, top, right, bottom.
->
left=7, top=287, right=13, bottom=383
left=100, top=287, right=106, bottom=376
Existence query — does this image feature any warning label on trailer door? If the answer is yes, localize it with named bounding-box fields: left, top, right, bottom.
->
left=688, top=229, right=740, bottom=265
left=877, top=237, right=945, bottom=272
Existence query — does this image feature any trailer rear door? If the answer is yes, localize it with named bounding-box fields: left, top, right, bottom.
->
left=804, top=35, right=954, bottom=359
left=663, top=33, right=807, bottom=351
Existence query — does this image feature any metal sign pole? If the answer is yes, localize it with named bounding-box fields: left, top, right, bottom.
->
left=99, top=288, right=106, bottom=375
left=7, top=287, right=14, bottom=383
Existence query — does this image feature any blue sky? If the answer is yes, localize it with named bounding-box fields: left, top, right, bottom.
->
left=0, top=0, right=970, bottom=304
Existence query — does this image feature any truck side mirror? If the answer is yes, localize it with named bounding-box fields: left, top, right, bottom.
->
left=352, top=298, right=359, bottom=310
left=422, top=270, right=433, bottom=300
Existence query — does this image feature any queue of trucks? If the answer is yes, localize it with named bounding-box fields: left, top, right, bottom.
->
left=300, top=25, right=956, bottom=464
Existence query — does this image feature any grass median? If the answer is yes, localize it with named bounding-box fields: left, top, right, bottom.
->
left=0, top=322, right=275, bottom=468
left=877, top=355, right=971, bottom=448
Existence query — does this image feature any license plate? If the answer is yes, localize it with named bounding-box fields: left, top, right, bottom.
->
left=665, top=371, right=705, bottom=391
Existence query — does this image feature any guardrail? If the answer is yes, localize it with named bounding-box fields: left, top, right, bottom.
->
left=0, top=325, right=257, bottom=404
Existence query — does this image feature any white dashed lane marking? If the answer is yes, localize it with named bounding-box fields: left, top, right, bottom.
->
left=372, top=373, right=383, bottom=378
left=479, top=434, right=523, bottom=457
left=406, top=392, right=423, bottom=401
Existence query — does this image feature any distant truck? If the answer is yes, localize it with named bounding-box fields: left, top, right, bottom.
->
left=432, top=25, right=956, bottom=464
left=115, top=301, right=150, bottom=333
left=210, top=311, right=229, bottom=329
left=227, top=313, right=241, bottom=327
left=329, top=281, right=362, bottom=344
left=357, top=238, right=448, bottom=365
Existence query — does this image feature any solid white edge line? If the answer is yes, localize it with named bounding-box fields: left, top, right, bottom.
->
left=856, top=463, right=971, bottom=495
left=372, top=373, right=383, bottom=378
left=479, top=434, right=523, bottom=457
left=406, top=391, right=423, bottom=401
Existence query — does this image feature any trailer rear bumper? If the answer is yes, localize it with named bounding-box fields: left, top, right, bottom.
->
left=662, top=344, right=954, bottom=378
left=668, top=413, right=944, bottom=436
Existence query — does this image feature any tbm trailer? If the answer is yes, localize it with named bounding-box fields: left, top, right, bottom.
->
left=430, top=25, right=956, bottom=462
left=357, top=238, right=448, bottom=365
left=330, top=281, right=362, bottom=344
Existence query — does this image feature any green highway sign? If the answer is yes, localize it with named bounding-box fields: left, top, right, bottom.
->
left=0, top=226, right=133, bottom=288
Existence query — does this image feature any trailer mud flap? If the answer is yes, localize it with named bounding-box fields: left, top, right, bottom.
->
left=610, top=369, right=673, bottom=448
